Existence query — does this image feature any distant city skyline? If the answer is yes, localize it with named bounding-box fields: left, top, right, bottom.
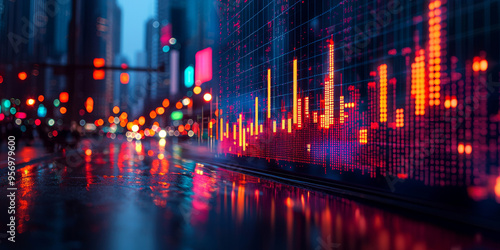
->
left=117, top=0, right=156, bottom=66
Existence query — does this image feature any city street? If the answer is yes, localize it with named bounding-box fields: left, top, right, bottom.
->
left=1, top=0, right=500, bottom=249
left=0, top=139, right=498, bottom=250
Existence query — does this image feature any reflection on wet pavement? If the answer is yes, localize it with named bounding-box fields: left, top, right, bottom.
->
left=0, top=139, right=499, bottom=250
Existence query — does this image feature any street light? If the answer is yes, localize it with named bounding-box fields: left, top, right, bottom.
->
left=182, top=98, right=191, bottom=106
left=26, top=98, right=35, bottom=106
left=203, top=93, right=212, bottom=102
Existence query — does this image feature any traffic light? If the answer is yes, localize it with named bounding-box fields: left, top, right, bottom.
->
left=59, top=92, right=69, bottom=103
left=85, top=97, right=94, bottom=113
left=93, top=58, right=106, bottom=80
left=171, top=111, right=183, bottom=121
left=93, top=70, right=105, bottom=80
left=93, top=58, right=105, bottom=68
left=120, top=72, right=129, bottom=84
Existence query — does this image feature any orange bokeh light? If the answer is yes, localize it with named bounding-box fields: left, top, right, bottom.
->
left=93, top=58, right=105, bottom=68
left=93, top=70, right=105, bottom=80
left=113, top=106, right=120, bottom=114
left=59, top=92, right=69, bottom=103
left=120, top=72, right=129, bottom=84
left=465, top=144, right=472, bottom=155
left=193, top=86, right=202, bottom=95
left=162, top=99, right=170, bottom=108
left=176, top=102, right=183, bottom=109
left=26, top=98, right=35, bottom=106
left=156, top=107, right=165, bottom=115
left=18, top=72, right=27, bottom=80
left=85, top=97, right=94, bottom=113
left=60, top=107, right=67, bottom=114
left=150, top=110, right=157, bottom=119
left=203, top=93, right=212, bottom=102
left=139, top=116, right=146, bottom=125
left=85, top=149, right=92, bottom=156
left=480, top=59, right=488, bottom=72
left=38, top=95, right=44, bottom=102
left=495, top=177, right=500, bottom=198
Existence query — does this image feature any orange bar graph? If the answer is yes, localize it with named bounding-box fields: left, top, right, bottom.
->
left=429, top=0, right=442, bottom=106
left=220, top=118, right=223, bottom=141
left=267, top=69, right=271, bottom=119
left=298, top=98, right=302, bottom=128
left=293, top=59, right=298, bottom=124
left=412, top=49, right=426, bottom=115
left=243, top=128, right=246, bottom=151
left=304, top=97, right=309, bottom=118
left=340, top=96, right=344, bottom=124
left=360, top=129, right=368, bottom=144
left=396, top=109, right=404, bottom=128
left=233, top=124, right=236, bottom=142
left=325, top=40, right=334, bottom=128
left=238, top=114, right=242, bottom=147
left=255, top=97, right=259, bottom=135
left=379, top=64, right=388, bottom=123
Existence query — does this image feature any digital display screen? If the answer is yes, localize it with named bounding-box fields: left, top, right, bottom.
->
left=214, top=0, right=500, bottom=219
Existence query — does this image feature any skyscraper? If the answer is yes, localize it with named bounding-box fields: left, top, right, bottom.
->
left=67, top=0, right=122, bottom=121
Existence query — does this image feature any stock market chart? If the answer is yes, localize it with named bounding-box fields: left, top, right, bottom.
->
left=215, top=0, right=500, bottom=208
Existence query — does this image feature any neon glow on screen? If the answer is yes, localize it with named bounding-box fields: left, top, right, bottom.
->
left=214, top=0, right=500, bottom=200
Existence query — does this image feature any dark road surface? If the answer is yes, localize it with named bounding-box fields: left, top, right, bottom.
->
left=0, top=139, right=499, bottom=250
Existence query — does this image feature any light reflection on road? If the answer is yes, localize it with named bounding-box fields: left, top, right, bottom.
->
left=0, top=139, right=498, bottom=250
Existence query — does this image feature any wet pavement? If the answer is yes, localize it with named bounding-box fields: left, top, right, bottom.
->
left=0, top=138, right=499, bottom=250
